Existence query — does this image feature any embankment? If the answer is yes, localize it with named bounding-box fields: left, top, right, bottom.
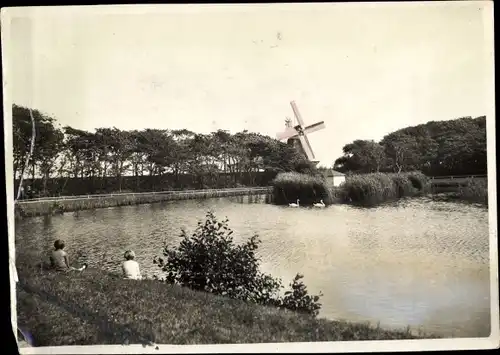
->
left=15, top=250, right=429, bottom=346
left=15, top=187, right=272, bottom=218
left=431, top=177, right=488, bottom=205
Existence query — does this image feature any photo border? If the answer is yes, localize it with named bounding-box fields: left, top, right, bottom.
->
left=2, top=2, right=498, bottom=353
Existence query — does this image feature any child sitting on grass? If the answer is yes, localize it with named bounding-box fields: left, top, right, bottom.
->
left=50, top=239, right=87, bottom=272
left=122, top=250, right=142, bottom=280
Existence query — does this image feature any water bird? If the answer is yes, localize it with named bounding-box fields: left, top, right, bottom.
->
left=289, top=199, right=300, bottom=207
left=313, top=200, right=325, bottom=208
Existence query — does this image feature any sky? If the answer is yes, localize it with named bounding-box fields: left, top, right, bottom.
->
left=4, top=2, right=494, bottom=167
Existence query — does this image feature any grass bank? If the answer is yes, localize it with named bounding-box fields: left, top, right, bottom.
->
left=456, top=178, right=488, bottom=205
left=271, top=172, right=332, bottom=206
left=337, top=171, right=430, bottom=207
left=16, top=252, right=430, bottom=346
left=15, top=187, right=272, bottom=218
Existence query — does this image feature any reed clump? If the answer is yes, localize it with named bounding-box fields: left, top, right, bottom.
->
left=406, top=171, right=430, bottom=192
left=338, top=171, right=430, bottom=207
left=457, top=178, right=488, bottom=205
left=271, top=172, right=331, bottom=206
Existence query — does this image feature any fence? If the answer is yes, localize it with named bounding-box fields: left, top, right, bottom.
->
left=429, top=174, right=487, bottom=181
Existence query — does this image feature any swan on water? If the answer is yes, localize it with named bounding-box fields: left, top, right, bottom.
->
left=289, top=199, right=300, bottom=207
left=313, top=200, right=326, bottom=208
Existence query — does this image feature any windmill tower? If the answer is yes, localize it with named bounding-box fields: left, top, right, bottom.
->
left=276, top=101, right=326, bottom=165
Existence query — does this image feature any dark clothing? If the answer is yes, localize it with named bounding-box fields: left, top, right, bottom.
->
left=50, top=249, right=68, bottom=271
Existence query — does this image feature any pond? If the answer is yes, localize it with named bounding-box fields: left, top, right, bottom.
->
left=15, top=195, right=491, bottom=338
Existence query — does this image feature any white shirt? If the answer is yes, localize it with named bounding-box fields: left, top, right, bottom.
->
left=122, top=260, right=142, bottom=280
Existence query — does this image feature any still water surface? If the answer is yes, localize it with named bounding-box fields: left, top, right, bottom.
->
left=16, top=195, right=491, bottom=338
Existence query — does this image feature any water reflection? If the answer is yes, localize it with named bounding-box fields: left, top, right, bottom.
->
left=15, top=195, right=490, bottom=338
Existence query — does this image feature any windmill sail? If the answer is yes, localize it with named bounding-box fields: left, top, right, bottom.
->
left=290, top=101, right=305, bottom=127
left=298, top=134, right=315, bottom=160
left=276, top=100, right=325, bottom=163
left=276, top=127, right=298, bottom=140
left=304, top=121, right=326, bottom=135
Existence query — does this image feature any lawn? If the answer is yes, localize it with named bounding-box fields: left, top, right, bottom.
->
left=16, top=252, right=430, bottom=346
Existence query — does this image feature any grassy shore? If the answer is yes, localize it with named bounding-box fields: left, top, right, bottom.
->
left=16, top=251, right=431, bottom=346
left=456, top=178, right=488, bottom=205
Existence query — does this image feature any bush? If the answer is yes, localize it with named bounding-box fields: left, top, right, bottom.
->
left=50, top=201, right=65, bottom=215
left=154, top=211, right=322, bottom=316
left=457, top=178, right=488, bottom=205
left=405, top=171, right=430, bottom=192
left=391, top=174, right=415, bottom=197
left=271, top=172, right=331, bottom=206
left=281, top=274, right=322, bottom=317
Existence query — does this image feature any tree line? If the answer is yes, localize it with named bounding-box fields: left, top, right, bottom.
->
left=333, top=116, right=487, bottom=176
left=12, top=104, right=315, bottom=196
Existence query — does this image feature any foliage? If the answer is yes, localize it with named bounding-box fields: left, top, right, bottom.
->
left=12, top=105, right=65, bottom=196
left=13, top=104, right=315, bottom=196
left=334, top=116, right=487, bottom=176
left=271, top=171, right=331, bottom=205
left=154, top=211, right=322, bottom=316
left=334, top=140, right=386, bottom=173
left=391, top=174, right=414, bottom=198
left=281, top=274, right=323, bottom=317
left=457, top=178, right=488, bottom=205
left=405, top=171, right=430, bottom=192
left=338, top=171, right=430, bottom=206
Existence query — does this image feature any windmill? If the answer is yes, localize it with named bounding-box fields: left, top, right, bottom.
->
left=276, top=101, right=326, bottom=164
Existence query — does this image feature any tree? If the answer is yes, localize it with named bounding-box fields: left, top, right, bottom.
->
left=381, top=133, right=420, bottom=173
left=10, top=103, right=325, bottom=195
left=333, top=115, right=486, bottom=176
left=104, top=128, right=134, bottom=191
left=14, top=106, right=36, bottom=200
left=334, top=140, right=386, bottom=173
left=171, top=129, right=195, bottom=185
left=34, top=121, right=64, bottom=195
left=432, top=117, right=486, bottom=175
